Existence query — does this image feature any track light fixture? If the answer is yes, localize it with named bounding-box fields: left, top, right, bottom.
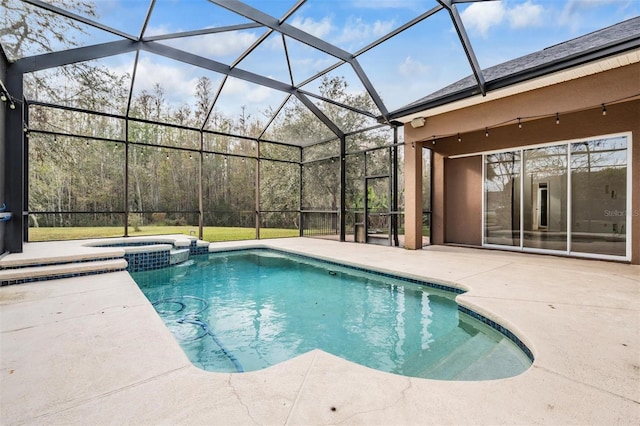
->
left=602, top=103, right=607, bottom=116
left=555, top=113, right=560, bottom=124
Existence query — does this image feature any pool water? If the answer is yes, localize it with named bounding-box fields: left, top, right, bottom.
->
left=131, top=249, right=532, bottom=380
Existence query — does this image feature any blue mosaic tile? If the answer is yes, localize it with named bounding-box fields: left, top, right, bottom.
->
left=125, top=250, right=170, bottom=272
left=458, top=305, right=535, bottom=362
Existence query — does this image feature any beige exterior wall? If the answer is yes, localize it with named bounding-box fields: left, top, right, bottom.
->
left=404, top=62, right=640, bottom=263
left=444, top=156, right=482, bottom=246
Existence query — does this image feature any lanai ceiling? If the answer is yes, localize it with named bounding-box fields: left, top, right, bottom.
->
left=2, top=0, right=637, bottom=146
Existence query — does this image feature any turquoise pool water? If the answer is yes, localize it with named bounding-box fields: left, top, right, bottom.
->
left=131, top=249, right=532, bottom=380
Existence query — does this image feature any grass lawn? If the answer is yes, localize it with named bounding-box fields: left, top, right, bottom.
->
left=28, top=226, right=299, bottom=242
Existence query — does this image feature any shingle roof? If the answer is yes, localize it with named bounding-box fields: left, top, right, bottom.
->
left=390, top=16, right=640, bottom=119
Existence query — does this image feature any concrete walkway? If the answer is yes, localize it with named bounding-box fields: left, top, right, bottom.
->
left=1, top=238, right=638, bottom=425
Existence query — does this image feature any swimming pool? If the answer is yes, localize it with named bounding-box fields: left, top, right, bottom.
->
left=131, top=249, right=532, bottom=380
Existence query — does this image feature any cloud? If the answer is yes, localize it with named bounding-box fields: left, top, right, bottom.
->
left=179, top=31, right=258, bottom=58
left=507, top=1, right=544, bottom=28
left=348, top=0, right=429, bottom=10
left=398, top=56, right=429, bottom=77
left=144, top=25, right=172, bottom=37
left=129, top=57, right=205, bottom=104
left=290, top=15, right=333, bottom=39
left=144, top=25, right=258, bottom=58
left=337, top=17, right=395, bottom=46
left=558, top=0, right=622, bottom=31
left=460, top=1, right=506, bottom=37
left=461, top=1, right=546, bottom=36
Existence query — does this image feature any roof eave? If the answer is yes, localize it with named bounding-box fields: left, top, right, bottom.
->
left=388, top=34, right=640, bottom=122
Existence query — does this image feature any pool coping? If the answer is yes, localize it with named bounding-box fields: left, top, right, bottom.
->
left=1, top=237, right=638, bottom=425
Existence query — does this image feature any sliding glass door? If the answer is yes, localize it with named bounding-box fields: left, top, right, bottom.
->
left=570, top=137, right=628, bottom=257
left=523, top=145, right=568, bottom=251
left=485, top=152, right=520, bottom=246
left=483, top=133, right=630, bottom=260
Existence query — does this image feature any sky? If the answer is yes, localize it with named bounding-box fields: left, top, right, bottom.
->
left=5, top=0, right=639, bottom=122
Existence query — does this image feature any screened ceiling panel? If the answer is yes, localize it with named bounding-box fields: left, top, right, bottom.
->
left=356, top=9, right=471, bottom=112
left=287, top=0, right=440, bottom=53
left=312, top=98, right=379, bottom=134
left=35, top=0, right=149, bottom=37
left=128, top=51, right=226, bottom=127
left=301, top=63, right=380, bottom=116
left=262, top=95, right=336, bottom=146
left=0, top=0, right=123, bottom=61
left=156, top=29, right=262, bottom=66
left=25, top=52, right=136, bottom=115
left=234, top=32, right=294, bottom=85
left=282, top=35, right=341, bottom=86
left=203, top=76, right=289, bottom=138
left=144, top=0, right=254, bottom=37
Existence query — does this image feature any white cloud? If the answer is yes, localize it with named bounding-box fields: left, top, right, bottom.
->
left=129, top=57, right=203, bottom=104
left=461, top=1, right=547, bottom=36
left=398, top=56, right=429, bottom=77
left=348, top=0, right=428, bottom=10
left=559, top=0, right=621, bottom=31
left=460, top=1, right=506, bottom=37
left=507, top=1, right=544, bottom=28
left=337, top=17, right=395, bottom=46
left=144, top=25, right=172, bottom=37
left=179, top=31, right=258, bottom=58
left=290, top=15, right=333, bottom=39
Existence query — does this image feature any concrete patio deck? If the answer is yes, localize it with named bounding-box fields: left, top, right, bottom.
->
left=1, top=237, right=638, bottom=425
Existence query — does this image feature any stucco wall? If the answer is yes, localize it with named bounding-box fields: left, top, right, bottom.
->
left=444, top=156, right=482, bottom=245
left=405, top=62, right=640, bottom=263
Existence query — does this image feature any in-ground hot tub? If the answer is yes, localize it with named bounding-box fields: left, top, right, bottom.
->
left=84, top=235, right=210, bottom=272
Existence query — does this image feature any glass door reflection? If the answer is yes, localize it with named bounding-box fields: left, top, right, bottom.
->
left=523, top=146, right=568, bottom=251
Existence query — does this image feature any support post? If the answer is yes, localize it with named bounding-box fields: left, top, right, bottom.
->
left=124, top=119, right=129, bottom=236
left=339, top=134, right=346, bottom=242
left=299, top=146, right=303, bottom=237
left=404, top=139, right=423, bottom=249
left=255, top=141, right=260, bottom=239
left=198, top=131, right=204, bottom=240
left=4, top=67, right=24, bottom=252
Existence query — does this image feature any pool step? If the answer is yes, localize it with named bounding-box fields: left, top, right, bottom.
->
left=419, top=333, right=497, bottom=380
left=0, top=259, right=128, bottom=286
left=453, top=338, right=532, bottom=380
left=170, top=248, right=190, bottom=265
